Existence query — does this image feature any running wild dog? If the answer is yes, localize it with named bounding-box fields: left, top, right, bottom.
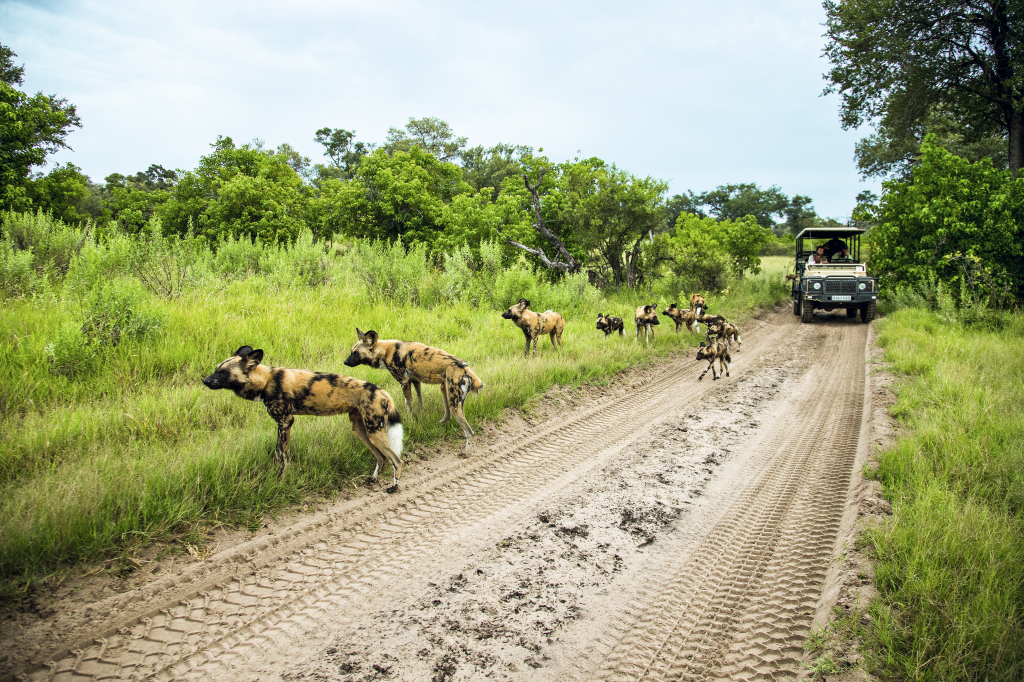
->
left=661, top=303, right=700, bottom=334
left=706, top=319, right=742, bottom=349
left=344, top=329, right=484, bottom=452
left=596, top=313, right=624, bottom=337
left=202, top=346, right=405, bottom=488
left=502, top=298, right=565, bottom=357
left=697, top=312, right=729, bottom=342
left=690, top=293, right=707, bottom=316
left=634, top=304, right=660, bottom=344
left=696, top=337, right=731, bottom=380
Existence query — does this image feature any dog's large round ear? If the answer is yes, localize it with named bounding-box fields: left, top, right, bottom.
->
left=699, top=341, right=706, bottom=348
left=521, top=298, right=530, bottom=308
left=235, top=345, right=254, bottom=358
left=356, top=328, right=365, bottom=340
left=365, top=330, right=378, bottom=346
left=598, top=312, right=603, bottom=318
left=244, top=349, right=264, bottom=370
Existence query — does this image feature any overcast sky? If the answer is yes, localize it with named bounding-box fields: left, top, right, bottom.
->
left=1, top=0, right=880, bottom=220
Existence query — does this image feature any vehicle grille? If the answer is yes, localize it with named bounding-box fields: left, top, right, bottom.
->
left=824, top=279, right=857, bottom=294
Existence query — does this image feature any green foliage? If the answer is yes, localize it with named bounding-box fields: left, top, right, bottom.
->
left=824, top=0, right=1024, bottom=174
left=868, top=308, right=1024, bottom=680
left=1, top=209, right=89, bottom=277
left=0, top=43, right=82, bottom=214
left=129, top=220, right=209, bottom=299
left=870, top=138, right=1024, bottom=305
left=665, top=212, right=771, bottom=293
left=46, top=280, right=163, bottom=377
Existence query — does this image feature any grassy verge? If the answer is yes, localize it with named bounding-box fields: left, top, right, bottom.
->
left=0, top=257, right=789, bottom=592
left=866, top=308, right=1024, bottom=680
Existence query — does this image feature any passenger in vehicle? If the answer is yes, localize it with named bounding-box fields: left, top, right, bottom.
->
left=807, top=246, right=828, bottom=264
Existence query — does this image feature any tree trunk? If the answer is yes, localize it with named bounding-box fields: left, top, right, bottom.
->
left=1009, top=107, right=1023, bottom=178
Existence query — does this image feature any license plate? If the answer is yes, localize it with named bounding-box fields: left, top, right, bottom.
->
left=831, top=295, right=852, bottom=301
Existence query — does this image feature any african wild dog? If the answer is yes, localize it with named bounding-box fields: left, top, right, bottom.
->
left=634, top=304, right=660, bottom=344
left=661, top=303, right=700, bottom=334
left=344, top=329, right=484, bottom=452
left=696, top=337, right=731, bottom=380
left=202, top=346, right=405, bottom=489
left=706, top=319, right=742, bottom=350
left=596, top=313, right=624, bottom=337
left=697, top=312, right=729, bottom=342
left=690, top=293, right=707, bottom=316
left=502, top=298, right=566, bottom=357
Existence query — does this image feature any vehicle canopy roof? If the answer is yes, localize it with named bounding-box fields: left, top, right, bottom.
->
left=795, top=226, right=867, bottom=241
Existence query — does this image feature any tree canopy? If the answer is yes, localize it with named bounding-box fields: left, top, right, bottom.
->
left=824, top=0, right=1024, bottom=175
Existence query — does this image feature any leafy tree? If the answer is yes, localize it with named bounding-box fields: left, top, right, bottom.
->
left=700, top=183, right=790, bottom=229
left=24, top=163, right=90, bottom=224
left=854, top=106, right=1009, bottom=179
left=851, top=189, right=879, bottom=226
left=0, top=43, right=82, bottom=213
left=824, top=0, right=1024, bottom=175
left=460, top=143, right=532, bottom=199
left=384, top=117, right=467, bottom=162
left=664, top=190, right=706, bottom=228
left=870, top=137, right=1024, bottom=302
left=158, top=136, right=307, bottom=240
left=313, top=127, right=374, bottom=181
left=782, top=194, right=819, bottom=235
left=274, top=143, right=313, bottom=182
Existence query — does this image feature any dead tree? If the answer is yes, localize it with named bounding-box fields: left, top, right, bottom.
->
left=501, top=169, right=581, bottom=274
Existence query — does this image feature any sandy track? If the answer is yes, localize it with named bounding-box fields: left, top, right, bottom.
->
left=15, top=307, right=870, bottom=681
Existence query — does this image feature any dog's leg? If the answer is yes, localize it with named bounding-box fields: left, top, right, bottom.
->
left=349, top=412, right=385, bottom=483
left=440, top=378, right=453, bottom=424
left=401, top=381, right=415, bottom=413
left=523, top=332, right=531, bottom=358
left=635, top=324, right=640, bottom=342
left=532, top=334, right=538, bottom=356
left=414, top=381, right=423, bottom=410
left=550, top=330, right=558, bottom=350
left=699, top=362, right=711, bottom=381
left=267, top=404, right=293, bottom=477
left=452, top=393, right=474, bottom=453
left=724, top=356, right=731, bottom=377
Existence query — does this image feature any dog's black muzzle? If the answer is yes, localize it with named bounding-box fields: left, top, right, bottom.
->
left=343, top=353, right=360, bottom=368
left=202, top=373, right=220, bottom=389
left=501, top=311, right=512, bottom=319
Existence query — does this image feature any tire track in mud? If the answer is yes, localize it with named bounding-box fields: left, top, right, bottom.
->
left=568, top=321, right=868, bottom=681
left=22, top=313, right=799, bottom=682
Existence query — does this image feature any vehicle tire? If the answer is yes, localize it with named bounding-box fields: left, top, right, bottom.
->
left=793, top=299, right=800, bottom=316
left=801, top=298, right=814, bottom=323
left=861, top=300, right=877, bottom=323
left=846, top=307, right=857, bottom=318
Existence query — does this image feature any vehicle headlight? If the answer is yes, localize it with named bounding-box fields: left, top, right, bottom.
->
left=813, top=282, right=821, bottom=290
left=859, top=282, right=866, bottom=291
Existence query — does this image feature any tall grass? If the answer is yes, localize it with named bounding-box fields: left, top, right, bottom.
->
left=0, top=214, right=790, bottom=588
left=868, top=308, right=1024, bottom=681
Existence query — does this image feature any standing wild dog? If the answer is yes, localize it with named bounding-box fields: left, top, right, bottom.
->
left=596, top=313, right=624, bottom=337
left=661, top=303, right=701, bottom=334
left=706, top=319, right=742, bottom=349
left=697, top=313, right=729, bottom=342
left=344, top=329, right=484, bottom=452
left=502, top=298, right=565, bottom=357
left=690, top=293, right=707, bottom=316
left=696, top=337, right=731, bottom=380
left=202, top=346, right=405, bottom=489
left=634, top=304, right=660, bottom=344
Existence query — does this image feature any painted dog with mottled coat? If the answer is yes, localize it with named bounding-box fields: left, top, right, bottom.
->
left=706, top=319, right=742, bottom=349
left=502, top=298, right=565, bottom=357
left=690, top=293, right=707, bottom=316
left=696, top=337, right=731, bottom=380
left=661, top=303, right=700, bottom=334
left=596, top=313, right=624, bottom=337
left=344, top=329, right=484, bottom=452
left=202, top=346, right=405, bottom=488
left=634, top=304, right=660, bottom=344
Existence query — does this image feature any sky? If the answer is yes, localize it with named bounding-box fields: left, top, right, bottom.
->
left=1, top=0, right=881, bottom=220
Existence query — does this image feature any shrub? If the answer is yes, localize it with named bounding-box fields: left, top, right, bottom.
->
left=1, top=210, right=89, bottom=276
left=212, top=233, right=266, bottom=279
left=345, top=239, right=430, bottom=305
left=130, top=219, right=209, bottom=299
left=46, top=281, right=164, bottom=377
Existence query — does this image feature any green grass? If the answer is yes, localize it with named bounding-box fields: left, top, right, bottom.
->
left=866, top=308, right=1024, bottom=681
left=0, top=265, right=790, bottom=590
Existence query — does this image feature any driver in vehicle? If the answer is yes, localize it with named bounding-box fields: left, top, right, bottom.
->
left=823, top=238, right=848, bottom=260
left=831, top=246, right=853, bottom=262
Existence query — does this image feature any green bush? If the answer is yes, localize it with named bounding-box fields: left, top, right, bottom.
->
left=1, top=210, right=89, bottom=276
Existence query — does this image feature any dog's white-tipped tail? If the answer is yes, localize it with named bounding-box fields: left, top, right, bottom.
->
left=387, top=421, right=404, bottom=457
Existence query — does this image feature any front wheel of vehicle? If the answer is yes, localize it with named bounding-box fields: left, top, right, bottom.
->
left=793, top=299, right=800, bottom=316
left=861, top=300, right=876, bottom=323
left=801, top=298, right=814, bottom=323
left=846, top=307, right=857, bottom=318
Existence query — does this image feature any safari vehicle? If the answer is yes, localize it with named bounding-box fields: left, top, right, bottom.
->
left=792, top=227, right=878, bottom=323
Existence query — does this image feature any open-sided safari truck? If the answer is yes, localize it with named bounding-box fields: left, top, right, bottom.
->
left=792, top=227, right=878, bottom=323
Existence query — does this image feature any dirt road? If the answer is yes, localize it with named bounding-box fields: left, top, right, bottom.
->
left=12, top=307, right=872, bottom=681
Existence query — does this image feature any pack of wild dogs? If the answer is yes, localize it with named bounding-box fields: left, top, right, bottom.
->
left=202, top=294, right=741, bottom=491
